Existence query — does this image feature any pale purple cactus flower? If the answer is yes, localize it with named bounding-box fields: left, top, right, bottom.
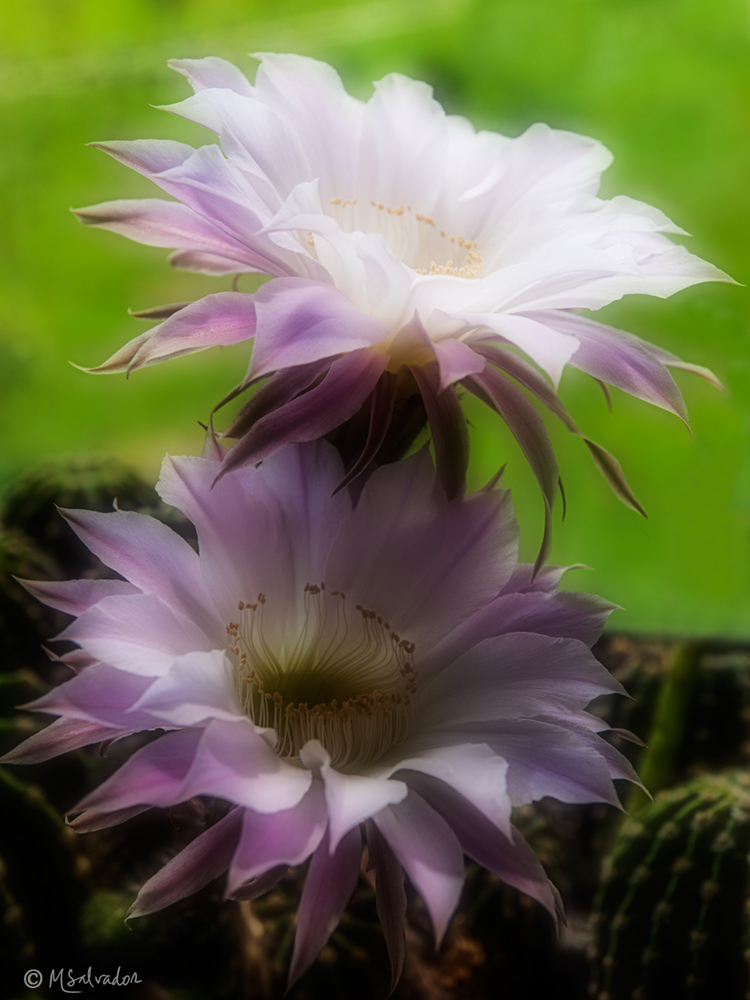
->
left=4, top=440, right=637, bottom=989
left=76, top=52, right=727, bottom=537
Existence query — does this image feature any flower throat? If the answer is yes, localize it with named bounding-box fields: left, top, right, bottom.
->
left=226, top=583, right=417, bottom=770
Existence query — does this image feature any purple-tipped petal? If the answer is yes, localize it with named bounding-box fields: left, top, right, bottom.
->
left=60, top=507, right=218, bottom=634
left=333, top=370, right=397, bottom=493
left=387, top=743, right=512, bottom=837
left=90, top=292, right=257, bottom=374
left=0, top=716, right=133, bottom=765
left=302, top=741, right=407, bottom=851
left=228, top=865, right=287, bottom=901
left=409, top=361, right=469, bottom=500
left=432, top=336, right=486, bottom=390
left=58, top=594, right=213, bottom=677
left=23, top=666, right=156, bottom=729
left=539, top=310, right=689, bottom=422
left=130, top=651, right=242, bottom=726
left=287, top=826, right=362, bottom=989
left=248, top=278, right=389, bottom=380
left=366, top=820, right=406, bottom=996
left=328, top=447, right=518, bottom=650
left=217, top=348, right=388, bottom=478
left=70, top=803, right=153, bottom=832
left=464, top=365, right=558, bottom=576
left=74, top=198, right=260, bottom=268
left=181, top=720, right=311, bottom=812
left=18, top=578, right=139, bottom=617
left=373, top=791, right=464, bottom=947
left=224, top=356, right=335, bottom=441
left=71, top=729, right=203, bottom=818
left=428, top=587, right=616, bottom=670
left=404, top=771, right=561, bottom=923
left=422, top=633, right=625, bottom=728
left=227, top=783, right=327, bottom=892
left=129, top=807, right=244, bottom=918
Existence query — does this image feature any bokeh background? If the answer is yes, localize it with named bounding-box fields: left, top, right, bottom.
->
left=1, top=0, right=748, bottom=638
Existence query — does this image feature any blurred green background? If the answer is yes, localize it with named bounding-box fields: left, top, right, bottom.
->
left=0, top=0, right=747, bottom=637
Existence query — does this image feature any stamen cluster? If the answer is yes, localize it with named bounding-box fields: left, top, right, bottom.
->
left=226, top=583, right=417, bottom=770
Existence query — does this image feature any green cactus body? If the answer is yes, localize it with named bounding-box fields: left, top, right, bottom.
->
left=591, top=770, right=750, bottom=999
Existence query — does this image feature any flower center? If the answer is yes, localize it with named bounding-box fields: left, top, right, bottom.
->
left=325, top=196, right=483, bottom=279
left=226, top=584, right=417, bottom=771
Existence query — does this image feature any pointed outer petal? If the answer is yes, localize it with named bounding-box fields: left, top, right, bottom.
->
left=420, top=633, right=626, bottom=730
left=228, top=865, right=287, bottom=902
left=251, top=52, right=363, bottom=194
left=169, top=56, right=255, bottom=96
left=326, top=448, right=519, bottom=651
left=470, top=340, right=579, bottom=432
left=536, top=715, right=642, bottom=789
left=202, top=422, right=226, bottom=463
left=216, top=348, right=389, bottom=478
left=333, top=370, right=397, bottom=493
left=430, top=719, right=625, bottom=808
left=583, top=438, right=647, bottom=517
left=247, top=278, right=390, bottom=382
left=131, top=302, right=190, bottom=321
left=372, top=792, right=464, bottom=947
left=155, top=454, right=291, bottom=623
left=226, top=782, right=328, bottom=892
left=149, top=145, right=319, bottom=279
left=22, top=666, right=157, bottom=728
left=472, top=344, right=647, bottom=515
left=126, top=292, right=257, bottom=373
left=58, top=594, right=213, bottom=677
left=402, top=770, right=561, bottom=923
left=82, top=328, right=156, bottom=374
left=60, top=507, right=219, bottom=636
left=499, top=563, right=574, bottom=596
left=409, top=362, right=469, bottom=500
left=224, top=356, right=335, bottom=439
left=537, top=311, right=688, bottom=421
left=455, top=312, right=579, bottom=387
left=366, top=820, right=406, bottom=996
left=0, top=716, right=132, bottom=765
left=18, top=577, right=139, bottom=617
left=159, top=464, right=285, bottom=627
left=71, top=729, right=203, bottom=817
left=159, top=443, right=349, bottom=625
left=130, top=650, right=243, bottom=726
left=70, top=803, right=152, bottom=833
left=431, top=337, right=486, bottom=390
left=287, top=826, right=363, bottom=989
left=51, top=648, right=100, bottom=673
left=301, top=740, right=407, bottom=852
left=179, top=720, right=312, bottom=812
left=643, top=341, right=724, bottom=390
left=129, top=807, right=244, bottom=919
left=94, top=141, right=297, bottom=280
left=73, top=199, right=260, bottom=267
left=90, top=138, right=198, bottom=180
left=427, top=589, right=617, bottom=672
left=159, top=86, right=310, bottom=182
left=383, top=743, right=511, bottom=838
left=167, top=249, right=256, bottom=275
left=236, top=441, right=352, bottom=602
left=463, top=368, right=557, bottom=576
